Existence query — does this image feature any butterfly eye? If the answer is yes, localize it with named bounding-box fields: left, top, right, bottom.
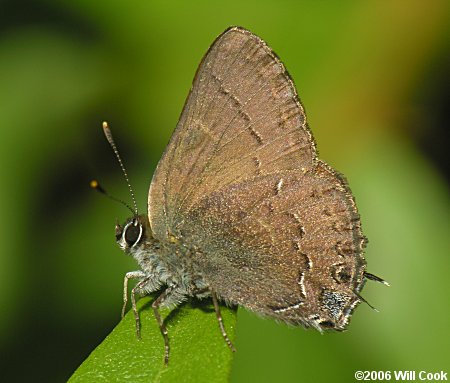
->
left=124, top=222, right=143, bottom=247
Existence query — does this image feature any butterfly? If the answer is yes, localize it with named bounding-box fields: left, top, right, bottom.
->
left=95, top=26, right=386, bottom=365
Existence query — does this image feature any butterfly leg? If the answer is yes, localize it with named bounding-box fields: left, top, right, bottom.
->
left=152, top=284, right=178, bottom=365
left=122, top=270, right=146, bottom=319
left=130, top=274, right=153, bottom=339
left=211, top=291, right=236, bottom=352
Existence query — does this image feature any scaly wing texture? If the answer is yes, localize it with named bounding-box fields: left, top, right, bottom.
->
left=183, top=162, right=366, bottom=328
left=149, top=27, right=316, bottom=240
left=148, top=27, right=366, bottom=328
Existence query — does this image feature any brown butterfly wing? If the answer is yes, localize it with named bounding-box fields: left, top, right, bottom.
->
left=148, top=27, right=366, bottom=328
left=149, top=27, right=316, bottom=240
left=182, top=162, right=366, bottom=328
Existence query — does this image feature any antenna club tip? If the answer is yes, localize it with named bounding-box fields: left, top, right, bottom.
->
left=90, top=180, right=106, bottom=194
left=102, top=121, right=109, bottom=129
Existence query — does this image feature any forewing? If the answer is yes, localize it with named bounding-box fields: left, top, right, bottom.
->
left=149, top=27, right=316, bottom=240
left=183, top=162, right=367, bottom=328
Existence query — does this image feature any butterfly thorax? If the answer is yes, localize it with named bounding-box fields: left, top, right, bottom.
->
left=115, top=214, right=209, bottom=300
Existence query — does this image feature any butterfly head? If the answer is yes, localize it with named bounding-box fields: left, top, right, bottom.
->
left=115, top=214, right=150, bottom=252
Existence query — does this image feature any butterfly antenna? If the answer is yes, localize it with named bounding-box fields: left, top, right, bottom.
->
left=90, top=180, right=135, bottom=215
left=101, top=121, right=139, bottom=216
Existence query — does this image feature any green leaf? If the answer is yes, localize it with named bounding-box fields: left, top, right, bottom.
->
left=69, top=297, right=237, bottom=383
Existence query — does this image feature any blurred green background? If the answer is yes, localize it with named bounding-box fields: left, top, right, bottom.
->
left=1, top=1, right=449, bottom=382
